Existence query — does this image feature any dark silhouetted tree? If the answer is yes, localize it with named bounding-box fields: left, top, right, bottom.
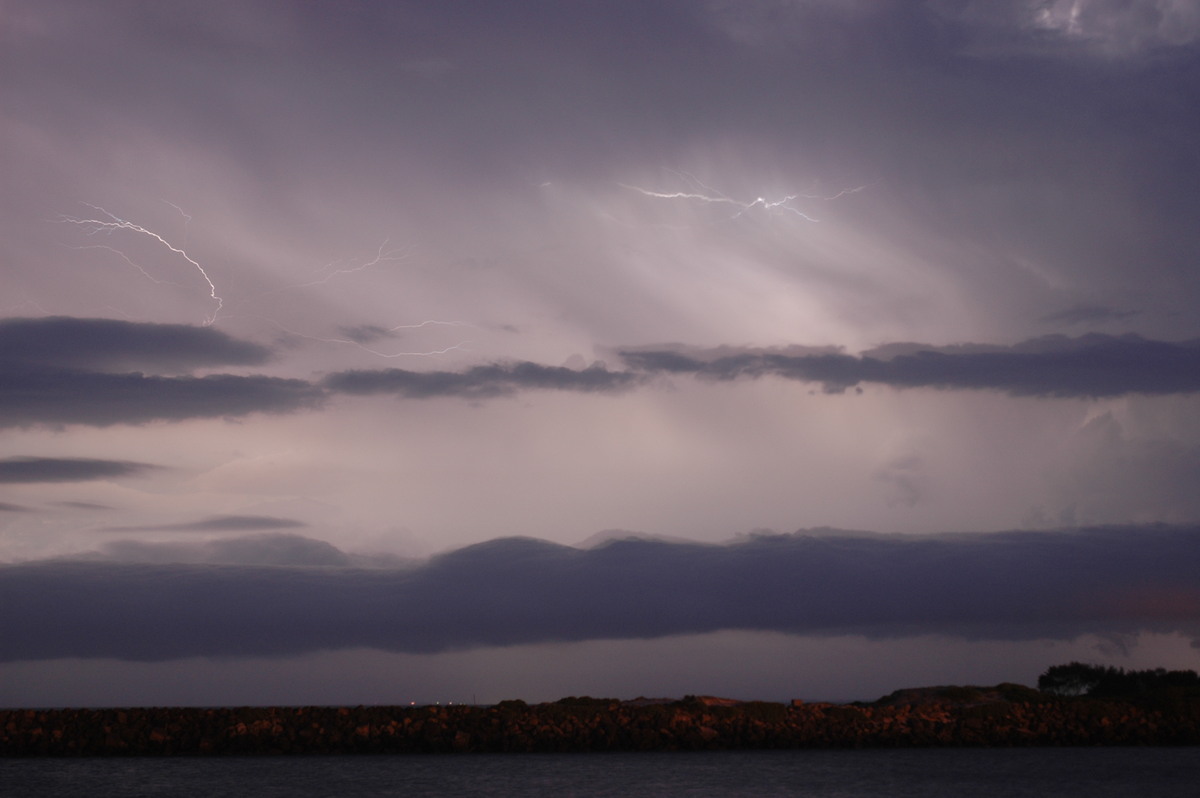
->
left=1039, top=662, right=1200, bottom=697
left=1038, top=662, right=1105, bottom=696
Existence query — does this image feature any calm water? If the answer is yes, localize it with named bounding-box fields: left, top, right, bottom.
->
left=3, top=748, right=1199, bottom=797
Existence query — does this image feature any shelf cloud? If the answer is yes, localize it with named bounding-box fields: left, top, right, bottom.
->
left=3, top=525, right=1196, bottom=662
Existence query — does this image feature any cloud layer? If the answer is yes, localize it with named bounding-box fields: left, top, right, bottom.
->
left=621, top=335, right=1200, bottom=397
left=0, top=457, right=158, bottom=483
left=3, top=525, right=1196, bottom=662
left=8, top=318, right=1200, bottom=434
left=0, top=369, right=324, bottom=428
left=0, top=317, right=322, bottom=428
left=0, top=317, right=269, bottom=372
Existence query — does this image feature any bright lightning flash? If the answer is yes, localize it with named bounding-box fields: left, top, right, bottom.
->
left=621, top=172, right=867, bottom=223
left=57, top=203, right=223, bottom=325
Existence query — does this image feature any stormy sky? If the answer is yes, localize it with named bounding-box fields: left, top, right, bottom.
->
left=2, top=0, right=1199, bottom=706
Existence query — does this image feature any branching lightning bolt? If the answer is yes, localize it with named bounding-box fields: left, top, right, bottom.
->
left=281, top=239, right=412, bottom=292
left=54, top=204, right=476, bottom=360
left=621, top=172, right=868, bottom=223
left=159, top=199, right=192, bottom=225
left=384, top=319, right=471, bottom=334
left=251, top=240, right=473, bottom=358
left=56, top=203, right=223, bottom=325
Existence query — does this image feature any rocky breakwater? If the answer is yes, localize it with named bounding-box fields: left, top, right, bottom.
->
left=3, top=685, right=1199, bottom=755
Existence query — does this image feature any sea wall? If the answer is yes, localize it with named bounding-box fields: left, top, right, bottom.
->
left=3, top=695, right=1199, bottom=756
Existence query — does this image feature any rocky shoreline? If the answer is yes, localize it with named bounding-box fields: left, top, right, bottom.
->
left=4, top=685, right=1199, bottom=756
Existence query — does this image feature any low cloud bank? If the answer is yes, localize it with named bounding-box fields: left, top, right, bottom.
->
left=1, top=525, right=1197, bottom=662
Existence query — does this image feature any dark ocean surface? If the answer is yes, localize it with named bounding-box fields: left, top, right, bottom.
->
left=3, top=747, right=1200, bottom=797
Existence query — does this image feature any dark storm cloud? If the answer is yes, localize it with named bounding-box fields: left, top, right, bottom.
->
left=0, top=503, right=33, bottom=513
left=0, top=317, right=271, bottom=373
left=622, top=335, right=1200, bottom=397
left=101, top=515, right=307, bottom=533
left=2, top=525, right=1197, bottom=662
left=325, top=361, right=641, bottom=399
left=0, top=457, right=158, bottom=484
left=0, top=368, right=324, bottom=428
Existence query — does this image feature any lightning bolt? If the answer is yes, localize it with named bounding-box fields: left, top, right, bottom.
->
left=242, top=237, right=480, bottom=359
left=159, top=199, right=192, bottom=225
left=54, top=204, right=478, bottom=361
left=56, top=203, right=223, bottom=325
left=281, top=239, right=412, bottom=292
left=621, top=172, right=868, bottom=223
left=245, top=240, right=471, bottom=357
left=384, top=319, right=471, bottom=334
